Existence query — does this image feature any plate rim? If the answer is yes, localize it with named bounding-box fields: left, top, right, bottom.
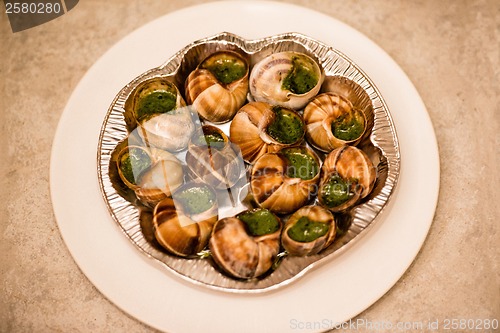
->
left=50, top=1, right=440, bottom=332
left=97, top=30, right=401, bottom=293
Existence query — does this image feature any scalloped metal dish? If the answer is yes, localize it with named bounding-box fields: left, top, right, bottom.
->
left=97, top=32, right=400, bottom=293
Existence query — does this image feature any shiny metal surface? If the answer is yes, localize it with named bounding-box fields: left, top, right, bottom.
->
left=97, top=32, right=400, bottom=292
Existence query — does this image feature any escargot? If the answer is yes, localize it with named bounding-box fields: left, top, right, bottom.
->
left=116, top=145, right=153, bottom=190
left=281, top=205, right=336, bottom=256
left=209, top=208, right=282, bottom=279
left=125, top=78, right=194, bottom=152
left=250, top=146, right=320, bottom=215
left=185, top=51, right=249, bottom=123
left=229, top=102, right=305, bottom=164
left=185, top=125, right=245, bottom=190
left=153, top=182, right=218, bottom=257
left=116, top=145, right=184, bottom=207
left=249, top=51, right=324, bottom=110
left=303, top=92, right=367, bottom=152
left=318, top=146, right=376, bottom=212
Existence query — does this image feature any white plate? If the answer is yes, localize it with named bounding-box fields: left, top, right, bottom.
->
left=50, top=1, right=439, bottom=332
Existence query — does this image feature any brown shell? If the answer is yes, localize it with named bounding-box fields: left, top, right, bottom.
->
left=209, top=214, right=282, bottom=279
left=152, top=183, right=218, bottom=257
left=318, top=146, right=376, bottom=212
left=185, top=125, right=244, bottom=190
left=134, top=158, right=184, bottom=208
left=185, top=51, right=249, bottom=124
left=250, top=146, right=320, bottom=214
left=229, top=102, right=305, bottom=164
left=115, top=145, right=152, bottom=190
left=115, top=146, right=184, bottom=207
left=281, top=205, right=336, bottom=256
left=303, top=92, right=367, bottom=152
left=249, top=51, right=324, bottom=110
left=124, top=78, right=194, bottom=152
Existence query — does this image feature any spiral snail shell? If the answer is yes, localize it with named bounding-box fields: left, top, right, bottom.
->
left=115, top=145, right=184, bottom=208
left=185, top=51, right=249, bottom=124
left=250, top=146, right=320, bottom=215
left=303, top=92, right=367, bottom=152
left=209, top=208, right=282, bottom=279
left=229, top=102, right=305, bottom=164
left=281, top=205, right=336, bottom=256
left=318, top=146, right=376, bottom=212
left=185, top=125, right=245, bottom=190
left=249, top=51, right=324, bottom=110
left=125, top=78, right=194, bottom=152
left=116, top=145, right=153, bottom=190
left=153, top=182, right=218, bottom=257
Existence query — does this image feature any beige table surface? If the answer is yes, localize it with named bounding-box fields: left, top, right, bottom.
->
left=1, top=0, right=499, bottom=332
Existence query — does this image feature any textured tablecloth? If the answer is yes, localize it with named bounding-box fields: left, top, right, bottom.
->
left=1, top=0, right=498, bottom=332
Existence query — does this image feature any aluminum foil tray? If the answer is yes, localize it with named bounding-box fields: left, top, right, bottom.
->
left=97, top=32, right=400, bottom=292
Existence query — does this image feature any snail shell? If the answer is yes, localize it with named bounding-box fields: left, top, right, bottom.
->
left=250, top=146, right=320, bottom=215
left=186, top=125, right=245, bottom=190
left=116, top=145, right=153, bottom=190
left=126, top=78, right=194, bottom=152
left=318, top=146, right=376, bottom=212
left=303, top=92, right=367, bottom=152
left=153, top=182, right=218, bottom=257
left=281, top=205, right=336, bottom=256
left=229, top=102, right=305, bottom=164
left=185, top=51, right=249, bottom=124
left=249, top=51, right=324, bottom=110
left=209, top=209, right=282, bottom=279
left=116, top=145, right=184, bottom=207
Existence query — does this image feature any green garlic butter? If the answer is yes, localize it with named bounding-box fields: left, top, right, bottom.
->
left=281, top=55, right=319, bottom=95
left=196, top=132, right=225, bottom=150
left=287, top=216, right=329, bottom=243
left=267, top=107, right=304, bottom=144
left=119, top=147, right=152, bottom=186
left=136, top=91, right=177, bottom=123
left=200, top=53, right=247, bottom=85
left=331, top=110, right=365, bottom=141
left=282, top=148, right=319, bottom=180
left=175, top=185, right=215, bottom=215
left=320, top=175, right=354, bottom=208
left=237, top=209, right=280, bottom=237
